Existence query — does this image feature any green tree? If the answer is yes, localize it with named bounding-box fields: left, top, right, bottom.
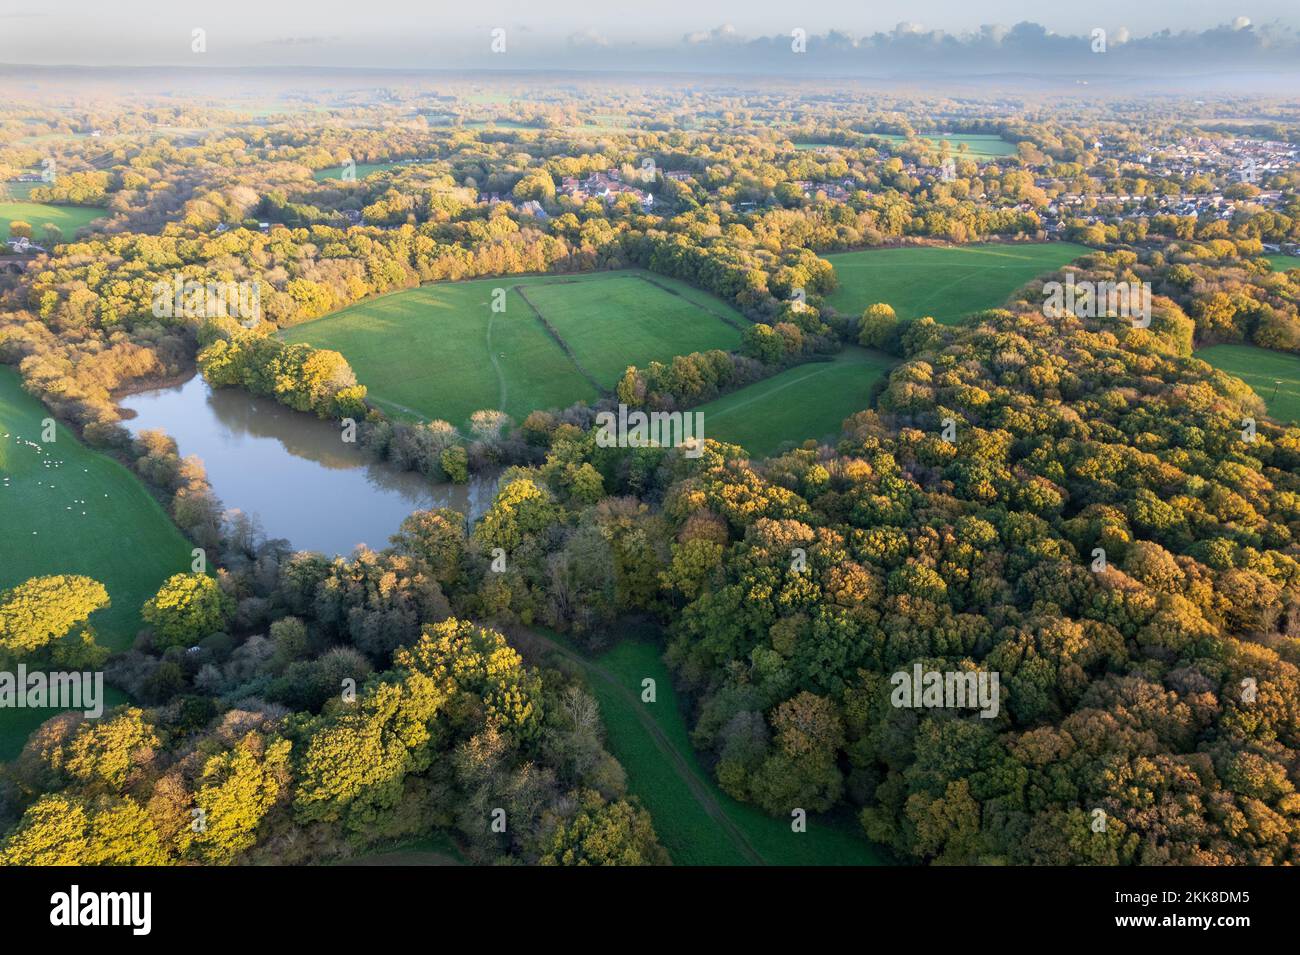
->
left=142, top=573, right=233, bottom=649
left=540, top=791, right=668, bottom=865
left=0, top=575, right=109, bottom=659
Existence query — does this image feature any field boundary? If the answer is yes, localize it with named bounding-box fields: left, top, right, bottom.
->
left=633, top=273, right=751, bottom=331
left=512, top=284, right=606, bottom=393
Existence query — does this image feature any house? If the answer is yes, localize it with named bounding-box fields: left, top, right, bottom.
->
left=518, top=200, right=549, bottom=220
left=6, top=236, right=45, bottom=254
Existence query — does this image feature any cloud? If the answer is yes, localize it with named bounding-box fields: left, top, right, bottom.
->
left=682, top=24, right=745, bottom=46
left=261, top=36, right=337, bottom=47
left=567, top=29, right=610, bottom=49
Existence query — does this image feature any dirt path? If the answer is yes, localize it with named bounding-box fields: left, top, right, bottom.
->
left=519, top=627, right=766, bottom=866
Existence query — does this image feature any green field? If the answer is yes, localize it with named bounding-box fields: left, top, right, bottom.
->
left=1266, top=254, right=1300, bottom=273
left=824, top=242, right=1091, bottom=324
left=0, top=181, right=39, bottom=200
left=518, top=274, right=744, bottom=385
left=312, top=162, right=403, bottom=181
left=281, top=271, right=745, bottom=426
left=0, top=201, right=105, bottom=241
left=699, top=347, right=896, bottom=458
left=536, top=629, right=885, bottom=866
left=1198, top=343, right=1300, bottom=425
left=869, top=132, right=1018, bottom=159
left=0, top=368, right=193, bottom=758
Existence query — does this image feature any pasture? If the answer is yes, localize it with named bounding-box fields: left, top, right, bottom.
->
left=1198, top=343, right=1300, bottom=425
left=824, top=241, right=1091, bottom=324
left=0, top=201, right=104, bottom=241
left=517, top=273, right=744, bottom=385
left=0, top=368, right=193, bottom=758
left=698, top=347, right=896, bottom=458
left=280, top=271, right=744, bottom=426
left=1266, top=254, right=1300, bottom=273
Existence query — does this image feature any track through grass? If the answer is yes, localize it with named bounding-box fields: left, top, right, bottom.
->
left=523, top=627, right=887, bottom=866
left=281, top=270, right=743, bottom=427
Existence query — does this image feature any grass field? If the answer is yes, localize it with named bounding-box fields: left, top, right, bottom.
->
left=518, top=274, right=744, bottom=385
left=538, top=630, right=886, bottom=866
left=1198, top=343, right=1300, bottom=425
left=1266, top=254, right=1300, bottom=273
left=698, top=347, right=896, bottom=458
left=281, top=271, right=744, bottom=426
left=869, top=132, right=1018, bottom=159
left=0, top=181, right=38, bottom=200
left=0, top=201, right=105, bottom=241
left=312, top=162, right=402, bottom=181
left=824, top=242, right=1091, bottom=324
left=0, top=367, right=193, bottom=759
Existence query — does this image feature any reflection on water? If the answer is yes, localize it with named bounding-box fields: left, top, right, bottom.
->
left=119, top=376, right=499, bottom=557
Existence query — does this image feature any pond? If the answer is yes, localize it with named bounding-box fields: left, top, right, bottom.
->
left=119, top=376, right=498, bottom=556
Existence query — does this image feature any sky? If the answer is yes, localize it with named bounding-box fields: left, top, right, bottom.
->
left=0, top=1, right=1294, bottom=70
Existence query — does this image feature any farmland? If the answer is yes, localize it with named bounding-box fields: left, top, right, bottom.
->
left=0, top=201, right=104, bottom=240
left=280, top=270, right=744, bottom=426
left=698, top=347, right=896, bottom=458
left=0, top=368, right=193, bottom=758
left=1198, top=343, right=1300, bottom=424
left=824, top=241, right=1091, bottom=324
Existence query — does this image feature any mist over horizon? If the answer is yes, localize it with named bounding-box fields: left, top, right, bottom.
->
left=0, top=5, right=1297, bottom=85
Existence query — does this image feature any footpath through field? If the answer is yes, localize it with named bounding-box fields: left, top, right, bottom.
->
left=513, top=626, right=889, bottom=866
left=516, top=626, right=765, bottom=865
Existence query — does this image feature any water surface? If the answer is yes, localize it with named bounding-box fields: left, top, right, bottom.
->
left=120, top=376, right=497, bottom=556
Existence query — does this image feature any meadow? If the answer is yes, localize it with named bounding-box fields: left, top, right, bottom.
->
left=0, top=201, right=105, bottom=241
left=0, top=368, right=193, bottom=758
left=698, top=347, right=896, bottom=457
left=312, top=162, right=404, bottom=181
left=1266, top=254, right=1300, bottom=273
left=536, top=629, right=886, bottom=866
left=869, top=132, right=1018, bottom=159
left=517, top=273, right=744, bottom=384
left=280, top=270, right=744, bottom=426
left=824, top=241, right=1091, bottom=324
left=1198, top=343, right=1300, bottom=425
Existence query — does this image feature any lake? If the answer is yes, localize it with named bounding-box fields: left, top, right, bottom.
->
left=119, top=376, right=499, bottom=556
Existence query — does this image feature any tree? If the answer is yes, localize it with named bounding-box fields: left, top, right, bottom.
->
left=539, top=791, right=668, bottom=865
left=858, top=302, right=901, bottom=352
left=0, top=793, right=168, bottom=866
left=0, top=575, right=109, bottom=659
left=184, top=732, right=291, bottom=863
left=741, top=323, right=785, bottom=364
left=475, top=477, right=563, bottom=552
left=141, top=574, right=233, bottom=649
